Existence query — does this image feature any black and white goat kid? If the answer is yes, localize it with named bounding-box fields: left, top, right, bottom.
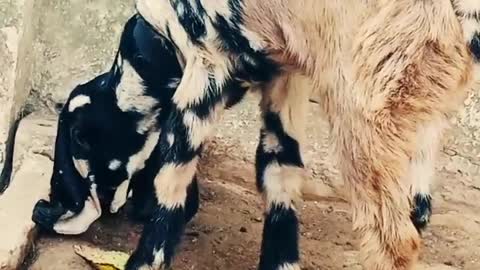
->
left=31, top=14, right=193, bottom=235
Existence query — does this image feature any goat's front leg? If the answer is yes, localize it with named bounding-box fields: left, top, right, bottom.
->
left=32, top=108, right=99, bottom=234
left=125, top=58, right=226, bottom=270
left=256, top=75, right=310, bottom=270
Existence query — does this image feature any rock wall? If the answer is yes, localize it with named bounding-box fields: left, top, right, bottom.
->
left=29, top=0, right=135, bottom=109
left=0, top=0, right=36, bottom=189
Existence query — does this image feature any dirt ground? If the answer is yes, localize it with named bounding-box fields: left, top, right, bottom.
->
left=24, top=95, right=480, bottom=270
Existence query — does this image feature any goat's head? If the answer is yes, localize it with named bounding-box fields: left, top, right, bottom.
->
left=32, top=14, right=183, bottom=233
left=60, top=13, right=182, bottom=192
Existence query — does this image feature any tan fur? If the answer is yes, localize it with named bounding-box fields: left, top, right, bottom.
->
left=408, top=118, right=448, bottom=195
left=116, top=61, right=159, bottom=115
left=72, top=158, right=89, bottom=178
left=153, top=158, right=198, bottom=209
left=259, top=73, right=310, bottom=210
left=262, top=163, right=305, bottom=209
left=239, top=1, right=474, bottom=269
left=110, top=179, right=130, bottom=213
left=136, top=0, right=476, bottom=268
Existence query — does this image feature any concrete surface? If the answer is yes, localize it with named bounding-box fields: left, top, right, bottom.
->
left=0, top=0, right=36, bottom=185
left=0, top=114, right=56, bottom=270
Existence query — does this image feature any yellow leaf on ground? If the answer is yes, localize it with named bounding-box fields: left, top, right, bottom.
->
left=73, top=244, right=130, bottom=270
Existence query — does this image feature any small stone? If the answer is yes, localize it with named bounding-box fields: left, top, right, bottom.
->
left=240, top=226, right=247, bottom=233
left=252, top=217, right=262, bottom=223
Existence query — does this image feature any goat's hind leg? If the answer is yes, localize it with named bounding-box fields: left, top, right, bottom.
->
left=335, top=117, right=421, bottom=270
left=341, top=1, right=473, bottom=268
left=409, top=119, right=447, bottom=232
left=256, top=74, right=309, bottom=270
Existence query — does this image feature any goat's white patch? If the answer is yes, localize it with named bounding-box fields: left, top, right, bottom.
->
left=241, top=26, right=266, bottom=51
left=110, top=180, right=130, bottom=213
left=68, top=95, right=91, bottom=112
left=278, top=263, right=301, bottom=270
left=137, top=265, right=154, bottom=270
left=72, top=158, right=89, bottom=178
left=262, top=163, right=305, bottom=209
left=182, top=102, right=224, bottom=149
left=453, top=0, right=480, bottom=14
left=201, top=0, right=232, bottom=19
left=136, top=0, right=191, bottom=55
left=462, top=18, right=480, bottom=43
left=176, top=1, right=185, bottom=16
left=166, top=78, right=181, bottom=89
left=116, top=52, right=123, bottom=72
left=53, top=184, right=101, bottom=235
left=154, top=159, right=198, bottom=209
left=167, top=133, right=175, bottom=146
left=108, top=159, right=122, bottom=171
left=409, top=119, right=447, bottom=195
left=136, top=108, right=161, bottom=134
left=262, top=132, right=283, bottom=153
left=152, top=248, right=165, bottom=268
left=58, top=211, right=75, bottom=221
left=172, top=59, right=211, bottom=110
left=126, top=131, right=160, bottom=177
left=182, top=111, right=214, bottom=149
left=115, top=60, right=158, bottom=114
left=105, top=131, right=159, bottom=215
left=59, top=170, right=63, bottom=175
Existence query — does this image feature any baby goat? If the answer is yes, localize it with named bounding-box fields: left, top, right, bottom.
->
left=32, top=14, right=191, bottom=234
left=115, top=0, right=479, bottom=269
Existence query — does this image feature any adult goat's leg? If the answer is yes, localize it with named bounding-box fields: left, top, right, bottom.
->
left=334, top=117, right=421, bottom=270
left=340, top=1, right=473, bottom=268
left=409, top=119, right=447, bottom=232
left=256, top=74, right=310, bottom=270
left=125, top=58, right=227, bottom=270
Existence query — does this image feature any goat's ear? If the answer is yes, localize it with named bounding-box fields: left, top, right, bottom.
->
left=49, top=106, right=89, bottom=213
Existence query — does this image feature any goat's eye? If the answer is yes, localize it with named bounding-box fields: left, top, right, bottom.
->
left=71, top=127, right=90, bottom=150
left=134, top=54, right=146, bottom=66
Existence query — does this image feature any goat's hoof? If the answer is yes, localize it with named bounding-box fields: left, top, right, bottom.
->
left=411, top=193, right=432, bottom=232
left=470, top=33, right=480, bottom=62
left=125, top=255, right=166, bottom=270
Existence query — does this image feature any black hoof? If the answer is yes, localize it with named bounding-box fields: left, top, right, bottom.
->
left=470, top=32, right=480, bottom=62
left=411, top=193, right=432, bottom=233
left=32, top=199, right=66, bottom=231
left=125, top=248, right=167, bottom=270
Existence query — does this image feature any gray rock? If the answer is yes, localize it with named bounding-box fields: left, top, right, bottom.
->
left=0, top=115, right=56, bottom=270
